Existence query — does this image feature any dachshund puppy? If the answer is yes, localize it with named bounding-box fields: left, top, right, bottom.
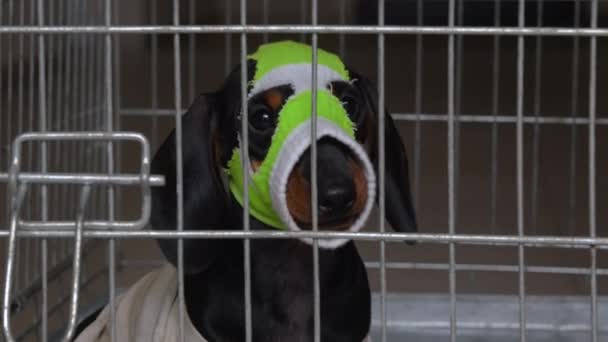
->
left=75, top=41, right=416, bottom=342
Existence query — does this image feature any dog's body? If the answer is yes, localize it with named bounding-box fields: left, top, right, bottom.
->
left=75, top=41, right=416, bottom=342
left=184, top=229, right=371, bottom=341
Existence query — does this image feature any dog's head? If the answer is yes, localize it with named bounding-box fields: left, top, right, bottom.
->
left=151, top=41, right=417, bottom=272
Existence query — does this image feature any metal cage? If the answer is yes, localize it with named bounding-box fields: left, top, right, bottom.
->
left=1, top=0, right=607, bottom=341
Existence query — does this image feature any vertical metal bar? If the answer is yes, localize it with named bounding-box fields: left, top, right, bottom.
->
left=6, top=0, right=17, bottom=296
left=85, top=0, right=95, bottom=131
left=36, top=0, right=49, bottom=339
left=113, top=0, right=123, bottom=240
left=453, top=0, right=464, bottom=231
left=311, top=1, right=320, bottom=341
left=6, top=0, right=14, bottom=166
left=89, top=1, right=100, bottom=170
left=262, top=0, right=269, bottom=43
left=65, top=1, right=80, bottom=253
left=104, top=0, right=117, bottom=340
left=224, top=0, right=232, bottom=75
left=530, top=0, right=543, bottom=234
left=447, top=0, right=456, bottom=341
left=93, top=0, right=104, bottom=222
left=86, top=0, right=96, bottom=142
left=239, top=1, right=252, bottom=341
left=0, top=4, right=3, bottom=168
left=413, top=0, right=423, bottom=210
left=172, top=0, right=186, bottom=341
left=62, top=185, right=91, bottom=341
left=65, top=0, right=76, bottom=238
left=2, top=184, right=28, bottom=342
left=588, top=1, right=598, bottom=341
left=26, top=0, right=36, bottom=294
left=490, top=0, right=501, bottom=234
left=27, top=0, right=35, bottom=224
left=0, top=2, right=4, bottom=176
left=16, top=0, right=26, bottom=294
left=150, top=0, right=159, bottom=150
left=98, top=1, right=105, bottom=226
left=516, top=0, right=526, bottom=340
left=188, top=0, right=196, bottom=102
left=377, top=0, right=388, bottom=341
left=80, top=0, right=95, bottom=304
left=338, top=0, right=346, bottom=58
left=1, top=0, right=5, bottom=258
left=60, top=0, right=73, bottom=224
left=46, top=0, right=57, bottom=272
left=69, top=0, right=81, bottom=215
left=60, top=0, right=71, bottom=262
left=1, top=8, right=10, bottom=290
left=567, top=0, right=581, bottom=237
left=45, top=0, right=53, bottom=135
left=52, top=0, right=65, bottom=225
left=78, top=4, right=90, bottom=285
left=80, top=1, right=89, bottom=128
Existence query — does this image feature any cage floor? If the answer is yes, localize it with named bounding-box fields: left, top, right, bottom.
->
left=57, top=289, right=608, bottom=341
left=369, top=294, right=608, bottom=341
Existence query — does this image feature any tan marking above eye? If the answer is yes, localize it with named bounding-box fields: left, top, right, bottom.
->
left=265, top=89, right=284, bottom=111
left=251, top=159, right=262, bottom=172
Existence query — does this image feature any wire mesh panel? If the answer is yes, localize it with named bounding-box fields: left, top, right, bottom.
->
left=0, top=1, right=117, bottom=340
left=1, top=0, right=607, bottom=341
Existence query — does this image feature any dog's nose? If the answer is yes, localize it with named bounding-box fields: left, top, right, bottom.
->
left=299, top=137, right=359, bottom=219
left=318, top=181, right=356, bottom=216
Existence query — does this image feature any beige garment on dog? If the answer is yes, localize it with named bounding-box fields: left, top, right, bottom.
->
left=75, top=264, right=207, bottom=342
left=75, top=263, right=372, bottom=342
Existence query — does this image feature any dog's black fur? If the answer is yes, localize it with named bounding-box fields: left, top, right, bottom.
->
left=74, top=57, right=417, bottom=342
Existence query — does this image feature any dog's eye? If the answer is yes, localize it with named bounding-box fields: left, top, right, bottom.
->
left=249, top=104, right=276, bottom=133
left=341, top=95, right=360, bottom=120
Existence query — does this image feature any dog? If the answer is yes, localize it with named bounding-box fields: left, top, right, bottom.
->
left=74, top=41, right=416, bottom=342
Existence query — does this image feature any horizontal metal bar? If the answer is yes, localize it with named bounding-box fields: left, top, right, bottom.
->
left=10, top=132, right=150, bottom=181
left=393, top=113, right=608, bottom=125
left=1, top=25, right=608, bottom=37
left=0, top=172, right=164, bottom=186
left=0, top=230, right=607, bottom=248
left=120, top=108, right=608, bottom=125
left=17, top=220, right=151, bottom=231
left=364, top=262, right=608, bottom=276
left=372, top=319, right=608, bottom=333
left=120, top=258, right=608, bottom=276
left=119, top=108, right=178, bottom=116
left=13, top=131, right=148, bottom=143
left=372, top=320, right=608, bottom=334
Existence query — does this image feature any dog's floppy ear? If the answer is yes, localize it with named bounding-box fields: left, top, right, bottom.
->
left=150, top=92, right=235, bottom=274
left=150, top=61, right=253, bottom=273
left=349, top=68, right=418, bottom=234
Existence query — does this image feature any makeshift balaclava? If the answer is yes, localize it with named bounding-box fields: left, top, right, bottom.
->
left=227, top=41, right=376, bottom=248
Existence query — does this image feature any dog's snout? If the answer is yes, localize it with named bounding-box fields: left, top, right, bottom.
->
left=318, top=182, right=356, bottom=216
left=297, top=137, right=359, bottom=220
